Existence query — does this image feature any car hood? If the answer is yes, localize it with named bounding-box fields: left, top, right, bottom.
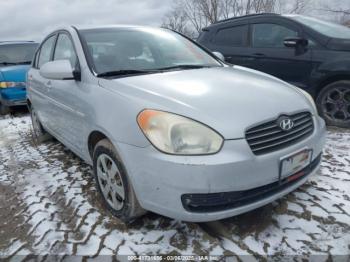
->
left=0, top=65, right=30, bottom=82
left=99, top=66, right=313, bottom=139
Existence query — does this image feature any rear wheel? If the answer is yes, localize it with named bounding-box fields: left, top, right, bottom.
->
left=29, top=105, right=51, bottom=142
left=93, top=139, right=145, bottom=223
left=0, top=103, right=10, bottom=115
left=316, top=80, right=350, bottom=128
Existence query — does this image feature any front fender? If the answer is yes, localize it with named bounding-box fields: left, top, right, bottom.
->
left=310, top=59, right=350, bottom=96
left=318, top=59, right=350, bottom=72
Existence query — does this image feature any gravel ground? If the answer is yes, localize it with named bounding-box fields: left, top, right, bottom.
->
left=0, top=113, right=349, bottom=260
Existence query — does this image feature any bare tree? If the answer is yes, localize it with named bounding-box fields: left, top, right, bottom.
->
left=251, top=0, right=277, bottom=14
left=329, top=10, right=350, bottom=15
left=161, top=7, right=195, bottom=38
left=319, top=2, right=350, bottom=25
left=320, top=6, right=350, bottom=16
left=287, top=0, right=309, bottom=14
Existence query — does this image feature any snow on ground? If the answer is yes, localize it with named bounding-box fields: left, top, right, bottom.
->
left=0, top=113, right=349, bottom=259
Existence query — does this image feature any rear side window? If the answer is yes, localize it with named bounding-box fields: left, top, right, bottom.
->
left=252, top=23, right=298, bottom=48
left=38, top=35, right=56, bottom=68
left=54, top=33, right=78, bottom=68
left=212, top=25, right=248, bottom=47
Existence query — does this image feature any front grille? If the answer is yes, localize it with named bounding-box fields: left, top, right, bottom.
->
left=182, top=153, right=322, bottom=213
left=245, top=112, right=314, bottom=155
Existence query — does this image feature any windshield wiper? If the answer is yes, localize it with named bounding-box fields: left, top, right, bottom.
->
left=154, top=64, right=216, bottom=71
left=97, top=69, right=159, bottom=78
left=0, top=61, right=31, bottom=65
left=96, top=65, right=216, bottom=77
left=16, top=61, right=32, bottom=65
left=0, top=62, right=17, bottom=65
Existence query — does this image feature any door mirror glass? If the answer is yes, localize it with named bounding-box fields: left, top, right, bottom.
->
left=284, top=37, right=308, bottom=48
left=39, top=60, right=74, bottom=80
left=212, top=51, right=225, bottom=61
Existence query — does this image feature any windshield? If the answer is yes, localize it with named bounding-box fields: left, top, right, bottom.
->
left=0, top=43, right=38, bottom=65
left=79, top=27, right=221, bottom=75
left=287, top=15, right=350, bottom=39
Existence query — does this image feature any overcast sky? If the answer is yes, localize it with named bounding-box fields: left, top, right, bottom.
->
left=0, top=0, right=172, bottom=41
left=0, top=0, right=347, bottom=42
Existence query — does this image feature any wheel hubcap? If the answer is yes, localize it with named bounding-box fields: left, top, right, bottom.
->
left=96, top=154, right=125, bottom=210
left=322, top=87, right=350, bottom=123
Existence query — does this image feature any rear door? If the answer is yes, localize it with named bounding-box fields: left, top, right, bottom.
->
left=28, top=34, right=57, bottom=130
left=205, top=23, right=252, bottom=66
left=247, top=18, right=312, bottom=89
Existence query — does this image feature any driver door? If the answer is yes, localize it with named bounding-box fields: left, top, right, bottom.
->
left=48, top=32, right=84, bottom=152
left=247, top=21, right=312, bottom=89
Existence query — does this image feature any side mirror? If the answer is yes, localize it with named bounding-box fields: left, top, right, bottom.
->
left=40, top=60, right=76, bottom=80
left=212, top=51, right=225, bottom=61
left=284, top=37, right=308, bottom=48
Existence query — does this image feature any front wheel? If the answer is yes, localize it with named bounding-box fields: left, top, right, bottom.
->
left=0, top=103, right=10, bottom=115
left=316, top=80, right=350, bottom=128
left=93, top=139, right=145, bottom=223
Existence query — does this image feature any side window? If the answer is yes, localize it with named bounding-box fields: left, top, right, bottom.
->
left=252, top=24, right=298, bottom=48
left=38, top=35, right=56, bottom=68
left=54, top=33, right=78, bottom=68
left=212, top=25, right=248, bottom=47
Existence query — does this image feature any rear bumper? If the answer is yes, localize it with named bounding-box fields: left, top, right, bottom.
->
left=0, top=88, right=27, bottom=106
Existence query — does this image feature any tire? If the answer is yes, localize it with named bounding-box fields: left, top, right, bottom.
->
left=316, top=80, right=350, bottom=128
left=93, top=139, right=146, bottom=223
left=29, top=105, right=52, bottom=143
left=0, top=103, right=10, bottom=115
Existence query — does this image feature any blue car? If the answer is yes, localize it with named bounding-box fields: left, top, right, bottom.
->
left=0, top=41, right=38, bottom=115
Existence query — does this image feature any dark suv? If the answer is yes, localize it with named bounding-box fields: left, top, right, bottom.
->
left=198, top=14, right=350, bottom=128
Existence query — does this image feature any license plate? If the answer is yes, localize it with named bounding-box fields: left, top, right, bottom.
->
left=280, top=149, right=312, bottom=179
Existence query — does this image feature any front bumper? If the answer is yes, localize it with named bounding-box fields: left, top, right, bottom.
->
left=116, top=116, right=327, bottom=222
left=0, top=88, right=27, bottom=106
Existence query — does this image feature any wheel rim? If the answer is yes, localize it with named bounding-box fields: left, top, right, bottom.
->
left=96, top=154, right=125, bottom=211
left=321, top=86, right=350, bottom=124
left=31, top=110, right=43, bottom=138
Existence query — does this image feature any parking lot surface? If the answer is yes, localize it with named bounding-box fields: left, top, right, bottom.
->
left=0, top=113, right=349, bottom=259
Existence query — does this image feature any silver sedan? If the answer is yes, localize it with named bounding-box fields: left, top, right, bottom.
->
left=27, top=25, right=326, bottom=222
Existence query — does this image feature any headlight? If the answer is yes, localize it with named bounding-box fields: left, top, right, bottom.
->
left=0, top=82, right=26, bottom=88
left=137, top=110, right=223, bottom=155
left=298, top=88, right=318, bottom=114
